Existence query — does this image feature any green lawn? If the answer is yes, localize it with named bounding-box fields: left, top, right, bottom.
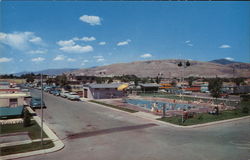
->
left=0, top=120, right=48, bottom=139
left=89, top=100, right=138, bottom=113
left=0, top=140, right=54, bottom=156
left=158, top=101, right=250, bottom=126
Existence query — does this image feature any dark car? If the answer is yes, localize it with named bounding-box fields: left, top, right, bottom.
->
left=51, top=90, right=61, bottom=96
left=30, top=97, right=46, bottom=109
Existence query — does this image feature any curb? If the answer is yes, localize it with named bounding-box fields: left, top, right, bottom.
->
left=0, top=116, right=64, bottom=160
left=87, top=101, right=250, bottom=129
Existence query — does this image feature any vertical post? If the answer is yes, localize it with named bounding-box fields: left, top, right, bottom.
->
left=162, top=103, right=166, bottom=118
left=40, top=74, right=43, bottom=147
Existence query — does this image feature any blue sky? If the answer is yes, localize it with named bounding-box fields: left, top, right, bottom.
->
left=0, top=1, right=250, bottom=74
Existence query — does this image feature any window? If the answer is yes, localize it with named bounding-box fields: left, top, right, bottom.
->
left=9, top=98, right=18, bottom=107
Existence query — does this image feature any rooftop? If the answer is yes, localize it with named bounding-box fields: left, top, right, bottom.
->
left=139, top=83, right=162, bottom=87
left=86, top=83, right=124, bottom=89
left=0, top=106, right=23, bottom=118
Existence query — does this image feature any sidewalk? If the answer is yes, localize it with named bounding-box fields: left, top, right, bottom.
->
left=0, top=112, right=64, bottom=160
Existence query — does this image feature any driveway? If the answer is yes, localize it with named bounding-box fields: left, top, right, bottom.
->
left=19, top=89, right=250, bottom=160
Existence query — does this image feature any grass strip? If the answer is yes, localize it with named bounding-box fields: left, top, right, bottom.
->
left=0, top=140, right=54, bottom=156
left=0, top=120, right=48, bottom=139
left=89, top=100, right=138, bottom=113
left=158, top=101, right=250, bottom=126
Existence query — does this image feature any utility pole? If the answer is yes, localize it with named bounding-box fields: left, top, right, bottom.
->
left=40, top=74, right=44, bottom=147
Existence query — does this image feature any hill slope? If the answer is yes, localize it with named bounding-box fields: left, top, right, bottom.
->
left=70, top=59, right=250, bottom=78
left=14, top=68, right=78, bottom=76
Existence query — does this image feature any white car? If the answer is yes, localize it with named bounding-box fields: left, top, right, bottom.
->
left=67, top=92, right=80, bottom=101
left=60, top=91, right=70, bottom=98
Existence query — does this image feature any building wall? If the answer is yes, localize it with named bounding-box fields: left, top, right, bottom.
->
left=0, top=97, right=25, bottom=107
left=83, top=87, right=124, bottom=99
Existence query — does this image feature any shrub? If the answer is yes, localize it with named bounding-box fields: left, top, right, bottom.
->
left=242, top=106, right=249, bottom=114
left=23, top=108, right=31, bottom=127
left=198, top=115, right=203, bottom=120
left=240, top=94, right=250, bottom=101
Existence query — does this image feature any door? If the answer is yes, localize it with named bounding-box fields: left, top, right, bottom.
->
left=84, top=89, right=88, bottom=98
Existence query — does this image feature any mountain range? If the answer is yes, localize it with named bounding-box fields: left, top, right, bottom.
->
left=14, top=68, right=78, bottom=76
left=70, top=59, right=250, bottom=78
left=12, top=59, right=250, bottom=78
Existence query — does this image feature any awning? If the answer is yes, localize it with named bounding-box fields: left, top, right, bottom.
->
left=117, top=83, right=129, bottom=91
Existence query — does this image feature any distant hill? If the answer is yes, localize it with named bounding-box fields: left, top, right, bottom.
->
left=209, top=58, right=240, bottom=65
left=14, top=68, right=78, bottom=76
left=69, top=59, right=250, bottom=78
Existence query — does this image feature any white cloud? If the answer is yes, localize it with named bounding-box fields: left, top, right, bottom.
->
left=96, top=58, right=105, bottom=62
left=67, top=58, right=76, bottom=62
left=0, top=32, right=43, bottom=51
left=80, top=60, right=89, bottom=66
left=19, top=59, right=23, bottom=62
left=28, top=49, right=47, bottom=54
left=187, top=43, right=193, bottom=47
left=81, top=36, right=96, bottom=42
left=79, top=15, right=102, bottom=26
left=185, top=40, right=191, bottom=43
left=140, top=53, right=152, bottom=58
left=225, top=57, right=234, bottom=61
left=93, top=56, right=104, bottom=62
left=59, top=45, right=93, bottom=53
left=219, top=44, right=231, bottom=48
left=57, top=40, right=75, bottom=46
left=31, top=57, right=45, bottom=62
left=53, top=55, right=66, bottom=61
left=117, top=39, right=131, bottom=46
left=93, top=55, right=103, bottom=59
left=99, top=41, right=106, bottom=45
left=0, top=57, right=12, bottom=63
left=29, top=37, right=42, bottom=44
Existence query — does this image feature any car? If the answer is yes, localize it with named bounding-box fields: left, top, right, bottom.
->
left=67, top=92, right=80, bottom=101
left=60, top=91, right=70, bottom=98
left=183, top=91, right=192, bottom=95
left=30, top=97, right=46, bottom=109
left=51, top=90, right=61, bottom=96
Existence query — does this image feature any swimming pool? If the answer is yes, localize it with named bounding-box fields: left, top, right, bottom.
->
left=125, top=99, right=196, bottom=111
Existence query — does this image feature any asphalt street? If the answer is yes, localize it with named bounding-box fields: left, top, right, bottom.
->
left=20, top=89, right=250, bottom=160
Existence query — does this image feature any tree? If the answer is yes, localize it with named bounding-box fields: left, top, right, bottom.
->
left=208, top=78, right=223, bottom=98
left=23, top=108, right=31, bottom=127
left=55, top=74, right=68, bottom=87
left=96, top=77, right=103, bottom=84
left=46, top=78, right=54, bottom=85
left=170, top=80, right=177, bottom=87
left=134, top=78, right=139, bottom=86
left=233, top=77, right=244, bottom=86
left=150, top=78, right=155, bottom=83
left=108, top=78, right=113, bottom=83
left=187, top=77, right=195, bottom=87
left=155, top=76, right=161, bottom=84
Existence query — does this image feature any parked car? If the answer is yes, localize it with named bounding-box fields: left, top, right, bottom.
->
left=51, top=90, right=61, bottom=96
left=183, top=91, right=192, bottom=95
left=67, top=92, right=80, bottom=101
left=60, top=91, right=70, bottom=98
left=30, top=97, right=46, bottom=109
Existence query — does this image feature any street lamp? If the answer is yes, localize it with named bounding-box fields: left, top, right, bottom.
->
left=40, top=74, right=44, bottom=147
left=177, top=60, right=191, bottom=123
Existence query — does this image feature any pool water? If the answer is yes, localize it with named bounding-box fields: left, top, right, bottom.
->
left=125, top=99, right=196, bottom=111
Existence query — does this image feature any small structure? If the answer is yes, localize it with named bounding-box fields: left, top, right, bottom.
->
left=139, top=83, right=162, bottom=93
left=83, top=83, right=128, bottom=99
left=0, top=106, right=24, bottom=119
left=0, top=93, right=30, bottom=107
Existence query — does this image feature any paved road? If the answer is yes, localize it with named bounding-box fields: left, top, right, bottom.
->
left=20, top=89, right=250, bottom=160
